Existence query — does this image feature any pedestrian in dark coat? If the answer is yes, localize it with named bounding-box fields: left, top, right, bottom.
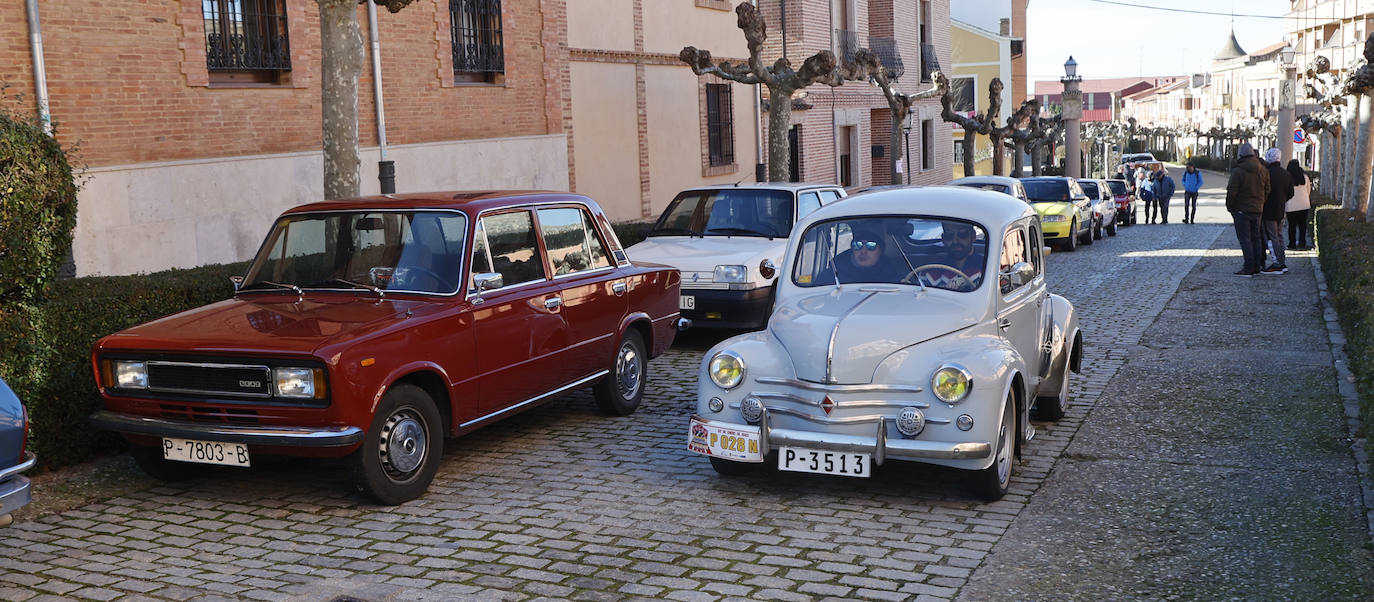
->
left=1152, top=168, right=1176, bottom=224
left=1181, top=164, right=1203, bottom=223
left=1225, top=143, right=1269, bottom=276
left=1261, top=147, right=1292, bottom=274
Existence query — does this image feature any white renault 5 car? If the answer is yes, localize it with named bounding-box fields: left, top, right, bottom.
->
left=685, top=186, right=1083, bottom=500
left=627, top=184, right=845, bottom=330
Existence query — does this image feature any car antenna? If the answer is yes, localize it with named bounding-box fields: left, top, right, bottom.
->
left=890, top=233, right=925, bottom=292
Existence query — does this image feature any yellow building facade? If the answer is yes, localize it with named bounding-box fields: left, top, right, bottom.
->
left=950, top=20, right=1014, bottom=177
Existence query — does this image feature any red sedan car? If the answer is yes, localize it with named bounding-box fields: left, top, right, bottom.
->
left=91, top=192, right=683, bottom=504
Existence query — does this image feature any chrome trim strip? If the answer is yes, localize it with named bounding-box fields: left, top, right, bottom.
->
left=459, top=370, right=609, bottom=428
left=754, top=377, right=924, bottom=394
left=768, top=427, right=991, bottom=461
left=145, top=361, right=274, bottom=398
left=753, top=392, right=931, bottom=410
left=681, top=283, right=731, bottom=291
left=759, top=405, right=949, bottom=425
left=827, top=291, right=880, bottom=383
left=551, top=265, right=615, bottom=281
left=0, top=452, right=36, bottom=481
left=0, top=474, right=31, bottom=516
left=88, top=411, right=364, bottom=447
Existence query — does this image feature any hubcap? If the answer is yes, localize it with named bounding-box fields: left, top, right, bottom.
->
left=616, top=342, right=642, bottom=399
left=996, top=405, right=1013, bottom=485
left=379, top=408, right=427, bottom=478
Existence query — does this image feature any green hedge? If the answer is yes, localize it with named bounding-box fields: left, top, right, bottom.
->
left=0, top=262, right=249, bottom=468
left=0, top=112, right=79, bottom=304
left=611, top=220, right=652, bottom=249
left=1315, top=202, right=1374, bottom=441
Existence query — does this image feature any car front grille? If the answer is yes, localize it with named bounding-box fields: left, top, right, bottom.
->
left=147, top=361, right=273, bottom=398
left=159, top=404, right=261, bottom=425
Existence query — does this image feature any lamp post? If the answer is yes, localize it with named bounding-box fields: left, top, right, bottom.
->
left=1278, top=44, right=1297, bottom=164
left=1061, top=56, right=1083, bottom=178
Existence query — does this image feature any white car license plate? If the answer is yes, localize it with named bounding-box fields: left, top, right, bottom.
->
left=778, top=447, right=870, bottom=477
left=679, top=295, right=695, bottom=310
left=687, top=416, right=763, bottom=462
left=162, top=437, right=251, bottom=467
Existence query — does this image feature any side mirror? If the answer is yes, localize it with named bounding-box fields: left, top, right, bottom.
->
left=473, top=272, right=504, bottom=292
left=1012, top=261, right=1037, bottom=286
left=230, top=275, right=244, bottom=291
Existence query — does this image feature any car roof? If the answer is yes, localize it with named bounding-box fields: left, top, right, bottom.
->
left=798, top=185, right=1036, bottom=230
left=680, top=182, right=842, bottom=193
left=282, top=191, right=597, bottom=215
left=950, top=175, right=1022, bottom=186
left=1019, top=176, right=1077, bottom=182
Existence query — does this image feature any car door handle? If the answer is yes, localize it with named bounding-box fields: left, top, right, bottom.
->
left=612, top=282, right=627, bottom=296
left=998, top=318, right=1011, bottom=331
left=544, top=296, right=563, bottom=310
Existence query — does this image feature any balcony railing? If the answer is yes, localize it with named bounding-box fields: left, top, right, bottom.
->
left=868, top=36, right=904, bottom=78
left=835, top=29, right=859, bottom=66
left=920, top=43, right=940, bottom=82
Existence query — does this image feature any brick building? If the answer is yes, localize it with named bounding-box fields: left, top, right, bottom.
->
left=2, top=1, right=569, bottom=276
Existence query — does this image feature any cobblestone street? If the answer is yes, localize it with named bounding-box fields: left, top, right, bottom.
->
left=1, top=178, right=1367, bottom=601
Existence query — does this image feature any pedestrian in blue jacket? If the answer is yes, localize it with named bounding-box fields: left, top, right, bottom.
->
left=1181, top=163, right=1203, bottom=223
left=1151, top=168, right=1176, bottom=224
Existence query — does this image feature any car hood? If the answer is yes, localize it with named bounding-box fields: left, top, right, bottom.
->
left=769, top=288, right=984, bottom=384
left=97, top=294, right=437, bottom=357
left=1030, top=201, right=1074, bottom=216
left=627, top=236, right=783, bottom=275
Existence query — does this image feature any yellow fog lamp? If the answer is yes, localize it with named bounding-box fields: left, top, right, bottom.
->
left=931, top=364, right=973, bottom=404
left=708, top=350, right=745, bottom=390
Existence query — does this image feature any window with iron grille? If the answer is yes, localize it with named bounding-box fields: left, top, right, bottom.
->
left=451, top=0, right=505, bottom=83
left=706, top=84, right=735, bottom=167
left=203, top=0, right=291, bottom=85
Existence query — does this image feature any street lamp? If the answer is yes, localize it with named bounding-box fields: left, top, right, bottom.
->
left=1061, top=56, right=1083, bottom=178
left=1278, top=44, right=1297, bottom=163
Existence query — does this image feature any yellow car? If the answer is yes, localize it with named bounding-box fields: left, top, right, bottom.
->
left=1020, top=177, right=1095, bottom=252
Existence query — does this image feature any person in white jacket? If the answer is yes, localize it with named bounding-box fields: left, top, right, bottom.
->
left=1285, top=159, right=1312, bottom=251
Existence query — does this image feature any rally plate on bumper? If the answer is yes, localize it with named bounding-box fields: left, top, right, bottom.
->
left=688, top=416, right=763, bottom=462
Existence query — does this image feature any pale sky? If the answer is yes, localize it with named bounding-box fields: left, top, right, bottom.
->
left=1015, top=0, right=1290, bottom=94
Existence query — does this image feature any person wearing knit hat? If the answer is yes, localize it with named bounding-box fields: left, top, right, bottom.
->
left=1260, top=147, right=1293, bottom=274
left=1225, top=141, right=1269, bottom=276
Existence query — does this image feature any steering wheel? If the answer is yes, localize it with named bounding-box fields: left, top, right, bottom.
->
left=394, top=266, right=452, bottom=292
left=902, top=264, right=975, bottom=290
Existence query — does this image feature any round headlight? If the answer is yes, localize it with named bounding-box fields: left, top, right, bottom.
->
left=740, top=395, right=764, bottom=424
left=708, top=351, right=745, bottom=389
left=931, top=364, right=973, bottom=404
left=896, top=407, right=925, bottom=437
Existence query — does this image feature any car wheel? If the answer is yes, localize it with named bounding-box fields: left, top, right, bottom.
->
left=1063, top=221, right=1078, bottom=252
left=349, top=383, right=443, bottom=505
left=1107, top=217, right=1118, bottom=236
left=1080, top=219, right=1094, bottom=245
left=1036, top=355, right=1070, bottom=421
left=972, top=392, right=1016, bottom=502
left=709, top=456, right=758, bottom=476
left=1092, top=218, right=1103, bottom=240
left=594, top=329, right=647, bottom=415
left=132, top=446, right=199, bottom=482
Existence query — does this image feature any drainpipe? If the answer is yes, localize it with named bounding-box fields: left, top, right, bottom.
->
left=25, top=0, right=51, bottom=134
left=367, top=1, right=394, bottom=193
left=751, top=0, right=765, bottom=181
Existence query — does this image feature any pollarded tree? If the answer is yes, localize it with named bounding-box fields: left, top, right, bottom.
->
left=936, top=72, right=1002, bottom=178
left=681, top=3, right=852, bottom=182
left=852, top=50, right=942, bottom=184
left=991, top=98, right=1037, bottom=176
left=318, top=0, right=417, bottom=200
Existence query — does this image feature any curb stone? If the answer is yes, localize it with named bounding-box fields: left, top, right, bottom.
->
left=1311, top=255, right=1374, bottom=546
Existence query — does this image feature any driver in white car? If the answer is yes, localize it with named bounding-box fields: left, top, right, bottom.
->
left=922, top=222, right=985, bottom=291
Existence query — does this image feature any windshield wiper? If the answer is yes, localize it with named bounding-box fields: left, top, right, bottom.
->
left=237, top=280, right=304, bottom=301
left=317, top=278, right=385, bottom=300
left=704, top=226, right=772, bottom=238
left=647, top=227, right=700, bottom=237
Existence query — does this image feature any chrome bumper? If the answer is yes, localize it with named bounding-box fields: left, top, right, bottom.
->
left=0, top=452, right=36, bottom=516
left=757, top=409, right=991, bottom=464
left=90, top=411, right=364, bottom=448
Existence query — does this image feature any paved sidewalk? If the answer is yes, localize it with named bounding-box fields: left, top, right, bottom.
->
left=957, top=226, right=1374, bottom=598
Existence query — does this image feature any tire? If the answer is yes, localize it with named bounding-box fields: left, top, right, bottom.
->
left=594, top=329, right=647, bottom=415
left=1107, top=217, right=1118, bottom=237
left=1131, top=209, right=1138, bottom=225
left=349, top=383, right=443, bottom=505
left=1092, top=218, right=1103, bottom=240
left=1062, top=221, right=1078, bottom=252
left=132, top=446, right=199, bottom=482
left=1080, top=219, right=1094, bottom=245
left=972, top=393, right=1016, bottom=502
left=709, top=456, right=758, bottom=476
left=1035, top=355, right=1070, bottom=421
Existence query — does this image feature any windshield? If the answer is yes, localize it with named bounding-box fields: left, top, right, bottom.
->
left=955, top=183, right=1011, bottom=196
left=792, top=216, right=988, bottom=292
left=1022, top=180, right=1072, bottom=202
left=242, top=211, right=468, bottom=295
left=1079, top=181, right=1099, bottom=198
left=648, top=189, right=794, bottom=238
left=1106, top=180, right=1128, bottom=195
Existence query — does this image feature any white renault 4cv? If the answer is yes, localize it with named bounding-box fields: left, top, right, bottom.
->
left=627, top=183, right=845, bottom=330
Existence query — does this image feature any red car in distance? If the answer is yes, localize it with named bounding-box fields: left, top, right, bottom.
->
left=91, top=191, right=683, bottom=504
left=1105, top=178, right=1136, bottom=225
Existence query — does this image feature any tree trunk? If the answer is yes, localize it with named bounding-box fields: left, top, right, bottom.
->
left=1360, top=93, right=1374, bottom=215
left=1011, top=141, right=1024, bottom=177
left=991, top=140, right=1004, bottom=176
left=961, top=135, right=976, bottom=177
left=1030, top=145, right=1042, bottom=176
left=319, top=0, right=364, bottom=200
left=888, top=118, right=904, bottom=185
left=767, top=91, right=793, bottom=182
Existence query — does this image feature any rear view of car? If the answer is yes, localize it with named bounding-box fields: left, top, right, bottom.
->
left=1105, top=179, right=1135, bottom=225
left=0, top=378, right=36, bottom=527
